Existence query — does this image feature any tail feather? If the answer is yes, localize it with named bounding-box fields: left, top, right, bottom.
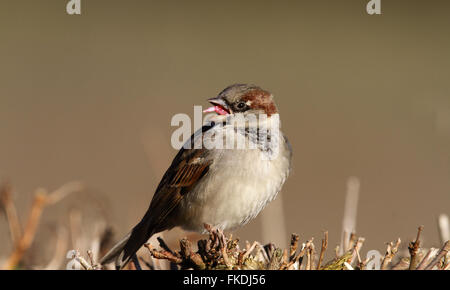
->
left=100, top=219, right=154, bottom=269
left=99, top=232, right=131, bottom=265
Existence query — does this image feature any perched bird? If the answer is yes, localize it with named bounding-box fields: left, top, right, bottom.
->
left=100, top=84, right=292, bottom=269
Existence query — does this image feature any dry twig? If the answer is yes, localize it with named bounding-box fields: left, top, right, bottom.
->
left=0, top=183, right=22, bottom=246
left=380, top=238, right=401, bottom=270
left=408, top=225, right=424, bottom=270
left=2, top=181, right=83, bottom=270
left=416, top=247, right=438, bottom=270
left=424, top=241, right=450, bottom=270
left=316, top=231, right=328, bottom=270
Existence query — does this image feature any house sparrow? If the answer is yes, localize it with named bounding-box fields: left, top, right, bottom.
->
left=100, top=84, right=292, bottom=269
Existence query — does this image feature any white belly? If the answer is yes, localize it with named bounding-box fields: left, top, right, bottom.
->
left=175, top=139, right=291, bottom=233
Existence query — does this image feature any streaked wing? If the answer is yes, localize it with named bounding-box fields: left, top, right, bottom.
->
left=145, top=125, right=214, bottom=231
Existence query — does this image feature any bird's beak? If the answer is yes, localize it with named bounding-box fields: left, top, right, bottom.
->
left=203, top=98, right=231, bottom=115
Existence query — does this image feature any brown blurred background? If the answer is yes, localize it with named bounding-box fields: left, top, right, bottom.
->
left=1, top=0, right=450, bottom=264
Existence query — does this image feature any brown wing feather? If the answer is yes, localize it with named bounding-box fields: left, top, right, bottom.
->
left=170, top=162, right=211, bottom=188
left=148, top=152, right=211, bottom=230
left=144, top=125, right=214, bottom=231
left=117, top=125, right=214, bottom=268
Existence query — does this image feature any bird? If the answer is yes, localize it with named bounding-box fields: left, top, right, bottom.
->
left=100, top=84, right=292, bottom=269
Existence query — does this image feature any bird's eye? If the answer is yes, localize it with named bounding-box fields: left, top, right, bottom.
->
left=236, top=102, right=246, bottom=109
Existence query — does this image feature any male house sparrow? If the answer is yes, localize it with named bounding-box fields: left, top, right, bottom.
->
left=101, top=84, right=292, bottom=269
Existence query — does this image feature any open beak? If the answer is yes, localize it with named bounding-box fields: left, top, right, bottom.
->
left=203, top=97, right=231, bottom=115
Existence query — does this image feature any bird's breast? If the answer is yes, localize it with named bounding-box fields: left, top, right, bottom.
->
left=175, top=132, right=291, bottom=233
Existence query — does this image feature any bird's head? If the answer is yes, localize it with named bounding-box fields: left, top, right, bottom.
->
left=203, top=84, right=278, bottom=118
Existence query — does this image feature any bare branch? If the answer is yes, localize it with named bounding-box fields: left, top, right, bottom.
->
left=408, top=225, right=424, bottom=270
left=0, top=183, right=22, bottom=246
left=1, top=182, right=83, bottom=270
left=425, top=241, right=450, bottom=270
left=380, top=238, right=401, bottom=270
left=316, top=231, right=328, bottom=270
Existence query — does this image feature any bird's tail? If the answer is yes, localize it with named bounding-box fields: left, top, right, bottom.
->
left=100, top=218, right=154, bottom=269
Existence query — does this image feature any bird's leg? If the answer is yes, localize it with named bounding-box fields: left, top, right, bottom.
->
left=203, top=223, right=214, bottom=232
left=204, top=223, right=220, bottom=248
left=217, top=228, right=232, bottom=268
